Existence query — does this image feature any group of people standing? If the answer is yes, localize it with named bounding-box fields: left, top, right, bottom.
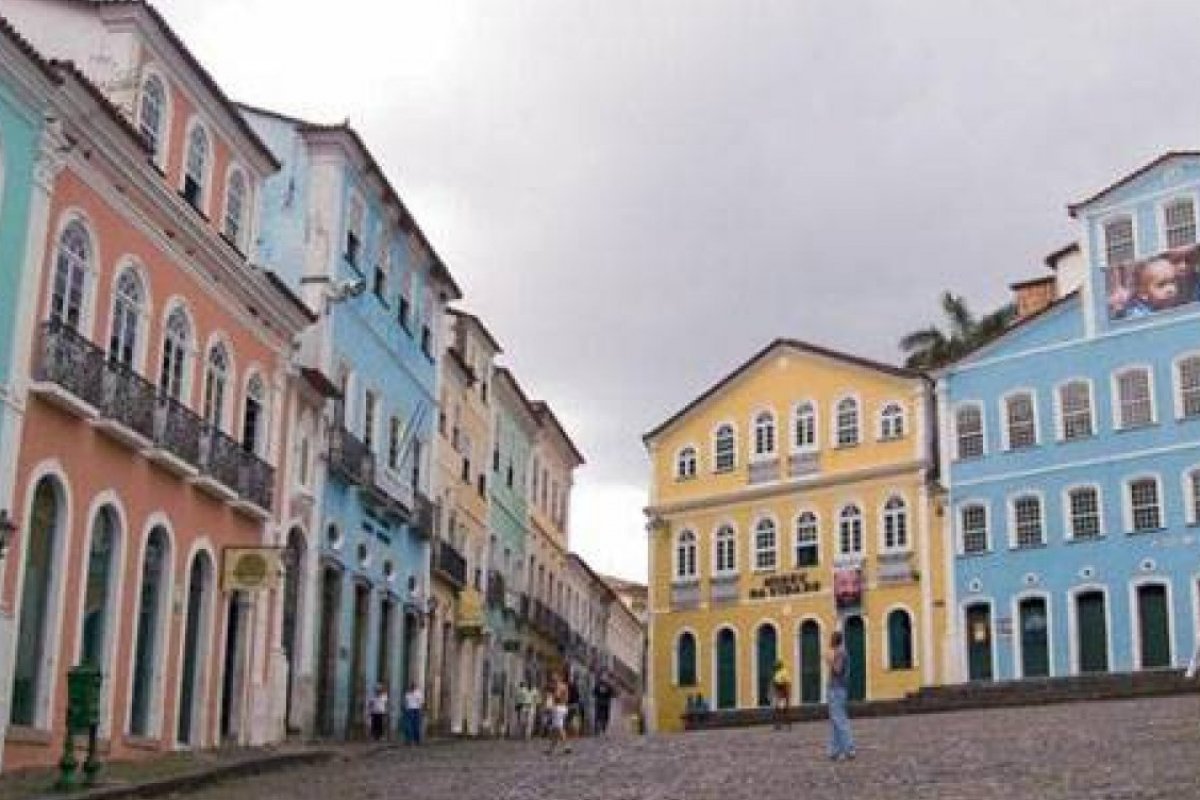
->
left=513, top=671, right=619, bottom=754
left=366, top=682, right=426, bottom=745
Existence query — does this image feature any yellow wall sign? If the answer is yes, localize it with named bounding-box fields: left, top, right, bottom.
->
left=457, top=587, right=485, bottom=632
left=222, top=547, right=282, bottom=592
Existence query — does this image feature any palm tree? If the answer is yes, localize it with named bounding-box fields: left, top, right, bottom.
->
left=899, top=292, right=1016, bottom=370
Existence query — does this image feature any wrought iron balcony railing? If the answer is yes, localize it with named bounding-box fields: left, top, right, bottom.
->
left=328, top=425, right=375, bottom=486
left=486, top=570, right=506, bottom=608
left=412, top=492, right=437, bottom=540
left=434, top=539, right=467, bottom=588
left=35, top=319, right=106, bottom=409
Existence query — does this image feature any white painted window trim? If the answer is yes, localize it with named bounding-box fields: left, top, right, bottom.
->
left=878, top=493, right=911, bottom=553
left=673, top=529, right=699, bottom=583
left=220, top=163, right=250, bottom=251
left=793, top=508, right=820, bottom=568
left=836, top=502, right=864, bottom=557
left=881, top=603, right=918, bottom=671
left=1066, top=583, right=1112, bottom=676
left=750, top=514, right=779, bottom=573
left=1156, top=191, right=1199, bottom=250
left=831, top=393, right=861, bottom=448
left=1053, top=377, right=1096, bottom=442
left=711, top=420, right=738, bottom=474
left=181, top=116, right=214, bottom=217
left=749, top=407, right=777, bottom=461
left=1128, top=577, right=1177, bottom=671
left=953, top=400, right=986, bottom=460
left=673, top=627, right=700, bottom=687
left=674, top=443, right=699, bottom=481
left=1171, top=350, right=1200, bottom=420
left=877, top=400, right=906, bottom=441
left=1110, top=364, right=1158, bottom=430
left=1006, top=490, right=1046, bottom=549
left=137, top=67, right=172, bottom=168
left=1122, top=473, right=1164, bottom=533
left=956, top=499, right=990, bottom=556
left=1099, top=210, right=1139, bottom=267
left=107, top=258, right=154, bottom=375
left=1182, top=465, right=1200, bottom=526
left=999, top=388, right=1040, bottom=451
left=712, top=521, right=738, bottom=577
left=1011, top=590, right=1055, bottom=679
left=1061, top=483, right=1105, bottom=541
left=791, top=398, right=819, bottom=452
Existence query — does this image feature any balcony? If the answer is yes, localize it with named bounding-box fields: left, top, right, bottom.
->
left=671, top=580, right=701, bottom=610
left=748, top=457, right=780, bottom=485
left=328, top=425, right=375, bottom=487
left=788, top=451, right=821, bottom=478
left=434, top=539, right=467, bottom=589
left=32, top=321, right=274, bottom=515
left=413, top=492, right=437, bottom=540
left=486, top=570, right=506, bottom=608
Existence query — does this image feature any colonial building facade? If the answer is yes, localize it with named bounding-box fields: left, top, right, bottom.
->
left=938, top=153, right=1200, bottom=684
left=644, top=340, right=945, bottom=732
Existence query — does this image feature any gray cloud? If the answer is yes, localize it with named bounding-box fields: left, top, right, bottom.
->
left=157, top=0, right=1200, bottom=575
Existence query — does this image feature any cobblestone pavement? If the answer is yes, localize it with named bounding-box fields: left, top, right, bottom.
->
left=183, top=696, right=1200, bottom=800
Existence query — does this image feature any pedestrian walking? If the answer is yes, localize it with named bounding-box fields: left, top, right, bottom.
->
left=826, top=630, right=856, bottom=761
left=368, top=683, right=389, bottom=742
left=514, top=681, right=531, bottom=739
left=771, top=660, right=792, bottom=730
left=545, top=674, right=572, bottom=755
left=566, top=675, right=583, bottom=735
left=403, top=682, right=424, bottom=745
left=593, top=673, right=615, bottom=735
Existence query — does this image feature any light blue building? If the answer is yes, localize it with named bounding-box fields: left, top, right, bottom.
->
left=939, top=152, right=1200, bottom=683
left=243, top=105, right=460, bottom=738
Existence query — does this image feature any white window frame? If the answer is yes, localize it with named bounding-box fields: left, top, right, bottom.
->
left=137, top=69, right=171, bottom=168
left=712, top=422, right=737, bottom=473
left=1054, top=378, right=1095, bottom=442
left=957, top=501, right=990, bottom=556
left=832, top=395, right=860, bottom=448
left=1101, top=212, right=1137, bottom=268
left=1111, top=365, right=1157, bottom=430
left=675, top=445, right=699, bottom=480
left=1062, top=484, right=1104, bottom=541
left=878, top=401, right=905, bottom=441
left=1183, top=466, right=1200, bottom=526
left=751, top=409, right=777, bottom=460
left=107, top=261, right=150, bottom=373
left=880, top=494, right=909, bottom=553
left=712, top=522, right=737, bottom=576
left=1123, top=474, right=1164, bottom=534
left=1172, top=351, right=1200, bottom=421
left=221, top=165, right=250, bottom=251
left=793, top=509, right=819, bottom=568
left=181, top=117, right=213, bottom=215
left=201, top=337, right=234, bottom=431
left=1007, top=491, right=1045, bottom=549
left=751, top=516, right=778, bottom=573
left=47, top=212, right=98, bottom=336
left=836, top=504, right=863, bottom=557
left=1000, top=389, right=1039, bottom=451
left=1159, top=193, right=1199, bottom=250
left=792, top=399, right=819, bottom=452
left=674, top=529, right=698, bottom=583
left=953, top=402, right=986, bottom=460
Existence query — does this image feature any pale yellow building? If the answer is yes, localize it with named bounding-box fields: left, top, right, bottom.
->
left=644, top=339, right=948, bottom=732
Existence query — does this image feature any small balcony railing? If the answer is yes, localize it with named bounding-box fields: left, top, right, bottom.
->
left=33, top=321, right=275, bottom=512
left=434, top=540, right=467, bottom=588
left=328, top=425, right=374, bottom=486
left=412, top=492, right=437, bottom=540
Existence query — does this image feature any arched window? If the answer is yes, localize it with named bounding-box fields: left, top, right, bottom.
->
left=714, top=424, right=735, bottom=472
left=714, top=524, right=736, bottom=574
left=835, top=397, right=859, bottom=447
left=675, top=530, right=697, bottom=580
left=879, top=403, right=904, bottom=440
left=183, top=124, right=210, bottom=209
left=795, top=511, right=818, bottom=567
left=177, top=551, right=213, bottom=745
left=138, top=74, right=166, bottom=158
left=676, top=631, right=697, bottom=687
left=81, top=507, right=119, bottom=670
left=838, top=504, right=862, bottom=555
left=223, top=169, right=248, bottom=249
left=242, top=373, right=265, bottom=455
left=51, top=219, right=90, bottom=329
left=887, top=609, right=914, bottom=670
left=159, top=307, right=192, bottom=401
left=676, top=446, right=698, bottom=479
left=11, top=477, right=63, bottom=727
left=202, top=343, right=230, bottom=429
left=753, top=411, right=776, bottom=456
left=882, top=496, right=908, bottom=551
left=955, top=404, right=984, bottom=459
left=108, top=268, right=145, bottom=369
left=754, top=518, right=777, bottom=571
left=130, top=526, right=170, bottom=737
left=793, top=401, right=816, bottom=450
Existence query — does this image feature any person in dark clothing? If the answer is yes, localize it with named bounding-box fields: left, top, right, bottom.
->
left=566, top=676, right=583, bottom=735
left=593, top=674, right=615, bottom=734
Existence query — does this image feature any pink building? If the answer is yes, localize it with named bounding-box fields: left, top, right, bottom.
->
left=0, top=1, right=312, bottom=769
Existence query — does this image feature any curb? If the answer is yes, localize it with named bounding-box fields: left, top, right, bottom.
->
left=31, top=749, right=336, bottom=800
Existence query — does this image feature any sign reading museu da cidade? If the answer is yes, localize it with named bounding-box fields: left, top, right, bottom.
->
left=749, top=571, right=821, bottom=600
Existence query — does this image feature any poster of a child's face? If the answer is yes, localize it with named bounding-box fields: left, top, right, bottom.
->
left=1106, top=243, right=1200, bottom=321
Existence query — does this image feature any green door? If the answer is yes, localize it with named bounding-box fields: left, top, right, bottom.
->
left=844, top=616, right=866, bottom=701
left=799, top=621, right=822, bottom=704
left=1076, top=591, right=1108, bottom=673
left=716, top=629, right=737, bottom=709
left=966, top=604, right=993, bottom=681
left=1137, top=585, right=1170, bottom=669
left=1018, top=597, right=1049, bottom=678
left=755, top=625, right=777, bottom=706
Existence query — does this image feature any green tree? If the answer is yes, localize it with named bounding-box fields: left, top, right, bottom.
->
left=899, top=292, right=1015, bottom=370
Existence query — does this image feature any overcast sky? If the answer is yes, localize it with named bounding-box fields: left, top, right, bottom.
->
left=155, top=0, right=1200, bottom=582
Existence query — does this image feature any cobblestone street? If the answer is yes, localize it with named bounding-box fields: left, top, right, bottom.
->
left=179, top=695, right=1200, bottom=800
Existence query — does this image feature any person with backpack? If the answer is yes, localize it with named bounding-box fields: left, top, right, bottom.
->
left=826, top=630, right=856, bottom=760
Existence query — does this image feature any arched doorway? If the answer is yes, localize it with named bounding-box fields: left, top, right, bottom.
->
left=177, top=551, right=214, bottom=745
left=11, top=477, right=64, bottom=727
left=1137, top=584, right=1170, bottom=669
left=755, top=624, right=777, bottom=707
left=798, top=620, right=822, bottom=704
left=715, top=628, right=737, bottom=710
left=843, top=616, right=866, bottom=701
left=281, top=528, right=306, bottom=732
left=81, top=505, right=120, bottom=735
left=1018, top=597, right=1049, bottom=678
left=220, top=591, right=250, bottom=741
left=965, top=603, right=993, bottom=681
left=130, top=526, right=170, bottom=737
left=1075, top=590, right=1108, bottom=673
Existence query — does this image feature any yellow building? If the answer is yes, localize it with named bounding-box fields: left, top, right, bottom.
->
left=643, top=339, right=948, bottom=732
